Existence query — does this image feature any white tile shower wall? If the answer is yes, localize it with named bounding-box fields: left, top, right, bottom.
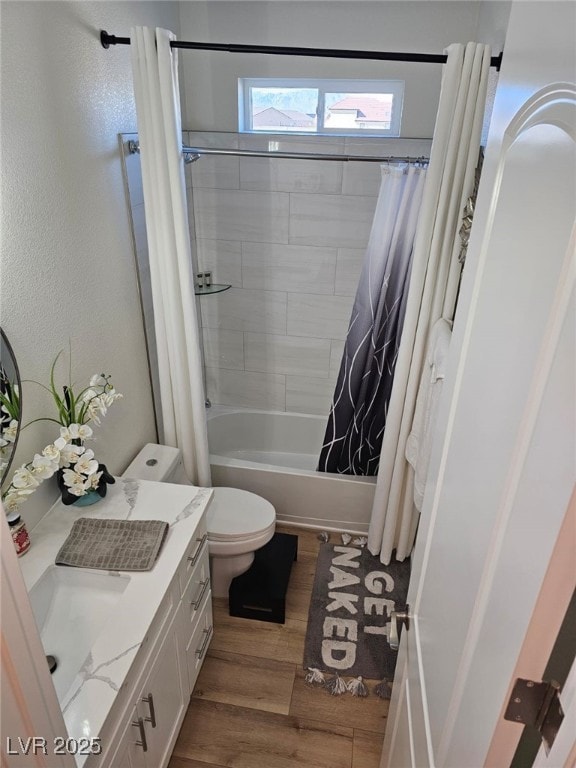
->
left=202, top=328, right=244, bottom=371
left=287, top=294, right=352, bottom=340
left=194, top=188, right=290, bottom=243
left=242, top=243, right=337, bottom=294
left=244, top=333, right=331, bottom=378
left=196, top=239, right=243, bottom=287
left=205, top=367, right=286, bottom=411
left=335, top=249, right=365, bottom=296
left=200, top=288, right=287, bottom=334
left=189, top=132, right=432, bottom=417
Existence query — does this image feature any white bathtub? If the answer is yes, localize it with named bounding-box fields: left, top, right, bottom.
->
left=206, top=407, right=376, bottom=533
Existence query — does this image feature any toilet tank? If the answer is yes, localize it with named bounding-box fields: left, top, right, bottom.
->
left=122, top=443, right=191, bottom=485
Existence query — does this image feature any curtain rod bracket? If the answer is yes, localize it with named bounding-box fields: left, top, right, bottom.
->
left=101, top=30, right=130, bottom=49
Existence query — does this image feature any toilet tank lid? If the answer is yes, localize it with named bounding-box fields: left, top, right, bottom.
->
left=122, top=443, right=182, bottom=483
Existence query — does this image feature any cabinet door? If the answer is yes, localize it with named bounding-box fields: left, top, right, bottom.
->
left=139, top=626, right=186, bottom=768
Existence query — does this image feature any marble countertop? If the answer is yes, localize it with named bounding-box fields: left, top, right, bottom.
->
left=19, top=477, right=213, bottom=766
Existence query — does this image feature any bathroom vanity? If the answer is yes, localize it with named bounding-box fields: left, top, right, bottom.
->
left=18, top=478, right=214, bottom=768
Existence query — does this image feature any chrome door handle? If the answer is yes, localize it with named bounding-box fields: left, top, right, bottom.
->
left=389, top=606, right=410, bottom=651
left=187, top=533, right=207, bottom=567
left=191, top=578, right=210, bottom=610
left=142, top=692, right=156, bottom=728
left=132, top=717, right=148, bottom=752
left=195, top=625, right=213, bottom=659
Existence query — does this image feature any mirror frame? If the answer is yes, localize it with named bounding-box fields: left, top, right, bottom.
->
left=0, top=327, right=22, bottom=486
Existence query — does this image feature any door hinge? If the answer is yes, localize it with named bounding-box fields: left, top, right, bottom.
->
left=504, top=678, right=564, bottom=755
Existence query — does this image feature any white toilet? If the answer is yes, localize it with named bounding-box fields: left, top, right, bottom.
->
left=122, top=444, right=276, bottom=597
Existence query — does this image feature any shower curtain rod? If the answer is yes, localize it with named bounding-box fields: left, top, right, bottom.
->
left=126, top=140, right=429, bottom=165
left=101, top=31, right=503, bottom=71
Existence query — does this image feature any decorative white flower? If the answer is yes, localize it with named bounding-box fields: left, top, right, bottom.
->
left=86, top=395, right=105, bottom=424
left=42, top=437, right=67, bottom=462
left=12, top=467, right=40, bottom=490
left=3, top=491, right=20, bottom=513
left=3, top=489, right=35, bottom=515
left=59, top=442, right=85, bottom=467
left=2, top=360, right=121, bottom=513
left=4, top=420, right=19, bottom=443
left=61, top=468, right=90, bottom=496
left=69, top=483, right=89, bottom=497
left=88, top=470, right=103, bottom=490
left=90, top=374, right=108, bottom=388
left=31, top=453, right=58, bottom=480
left=60, top=423, right=93, bottom=442
left=13, top=486, right=37, bottom=498
left=74, top=449, right=99, bottom=477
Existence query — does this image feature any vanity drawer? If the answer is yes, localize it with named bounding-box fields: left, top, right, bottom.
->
left=178, top=516, right=208, bottom=596
left=186, top=595, right=213, bottom=693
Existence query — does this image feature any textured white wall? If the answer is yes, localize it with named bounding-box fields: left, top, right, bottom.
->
left=0, top=1, right=180, bottom=530
left=476, top=0, right=511, bottom=49
left=178, top=1, right=501, bottom=136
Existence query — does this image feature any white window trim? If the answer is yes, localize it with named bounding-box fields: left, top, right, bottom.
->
left=239, top=77, right=404, bottom=137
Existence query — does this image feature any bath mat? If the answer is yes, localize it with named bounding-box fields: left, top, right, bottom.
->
left=55, top=517, right=169, bottom=571
left=303, top=541, right=410, bottom=684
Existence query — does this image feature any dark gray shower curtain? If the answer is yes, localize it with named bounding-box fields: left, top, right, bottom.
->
left=318, top=164, right=427, bottom=475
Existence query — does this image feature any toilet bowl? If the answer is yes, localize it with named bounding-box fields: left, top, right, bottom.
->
left=122, top=444, right=276, bottom=597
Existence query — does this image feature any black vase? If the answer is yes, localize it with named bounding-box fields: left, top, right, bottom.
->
left=56, top=464, right=115, bottom=506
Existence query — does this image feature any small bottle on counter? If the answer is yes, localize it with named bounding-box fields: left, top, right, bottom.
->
left=7, top=513, right=31, bottom=557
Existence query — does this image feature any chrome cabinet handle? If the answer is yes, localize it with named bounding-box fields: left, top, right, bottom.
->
left=187, top=533, right=207, bottom=567
left=195, top=625, right=213, bottom=659
left=142, top=692, right=156, bottom=728
left=191, top=578, right=210, bottom=610
left=132, top=717, right=148, bottom=752
left=389, top=606, right=411, bottom=651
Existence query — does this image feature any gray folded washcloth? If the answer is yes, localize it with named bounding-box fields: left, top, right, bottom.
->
left=55, top=518, right=169, bottom=571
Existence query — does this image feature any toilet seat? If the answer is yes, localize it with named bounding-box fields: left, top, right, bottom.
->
left=121, top=445, right=277, bottom=598
left=207, top=487, right=276, bottom=542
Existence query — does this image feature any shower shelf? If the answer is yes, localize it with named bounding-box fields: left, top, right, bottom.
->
left=194, top=283, right=231, bottom=295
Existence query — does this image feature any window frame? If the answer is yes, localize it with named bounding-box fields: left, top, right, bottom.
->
left=238, top=77, right=404, bottom=137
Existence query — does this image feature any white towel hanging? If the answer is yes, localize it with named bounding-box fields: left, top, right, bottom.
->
left=405, top=318, right=452, bottom=511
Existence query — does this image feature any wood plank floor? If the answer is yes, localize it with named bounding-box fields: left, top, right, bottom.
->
left=169, top=526, right=388, bottom=768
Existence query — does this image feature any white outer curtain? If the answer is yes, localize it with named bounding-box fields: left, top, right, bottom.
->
left=368, top=42, right=491, bottom=564
left=130, top=27, right=211, bottom=487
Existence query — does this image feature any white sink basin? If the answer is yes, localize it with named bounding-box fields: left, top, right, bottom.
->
left=29, top=566, right=130, bottom=703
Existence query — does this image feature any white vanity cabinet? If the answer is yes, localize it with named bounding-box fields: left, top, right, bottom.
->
left=109, top=625, right=184, bottom=768
left=86, top=514, right=213, bottom=768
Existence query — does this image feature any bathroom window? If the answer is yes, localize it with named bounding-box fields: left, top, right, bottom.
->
left=239, top=78, right=404, bottom=137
